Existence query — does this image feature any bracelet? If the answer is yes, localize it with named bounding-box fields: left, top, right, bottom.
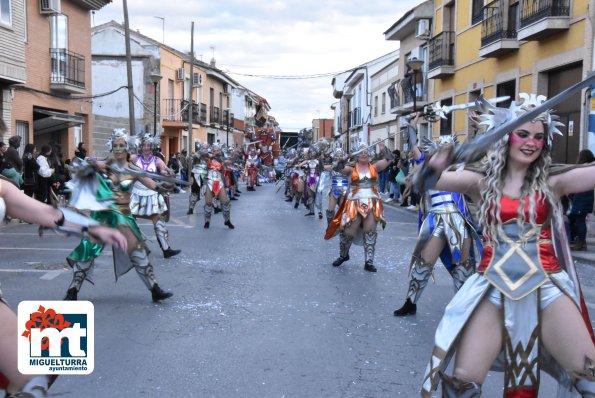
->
left=54, top=211, right=65, bottom=227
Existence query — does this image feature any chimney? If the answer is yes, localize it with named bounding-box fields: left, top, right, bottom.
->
left=210, top=58, right=216, bottom=67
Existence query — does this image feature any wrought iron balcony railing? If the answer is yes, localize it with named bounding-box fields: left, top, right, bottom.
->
left=481, top=0, right=518, bottom=46
left=520, top=0, right=570, bottom=27
left=50, top=48, right=85, bottom=89
left=428, top=31, right=455, bottom=71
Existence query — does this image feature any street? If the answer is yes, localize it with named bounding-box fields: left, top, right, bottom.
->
left=1, top=184, right=594, bottom=397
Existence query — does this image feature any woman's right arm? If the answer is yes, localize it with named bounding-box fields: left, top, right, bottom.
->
left=427, top=152, right=482, bottom=201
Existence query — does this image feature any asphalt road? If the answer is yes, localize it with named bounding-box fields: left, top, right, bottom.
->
left=1, top=184, right=593, bottom=397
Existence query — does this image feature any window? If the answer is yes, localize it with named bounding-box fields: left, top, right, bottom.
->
left=439, top=98, right=453, bottom=135
left=468, top=90, right=481, bottom=137
left=0, top=0, right=11, bottom=26
left=74, top=124, right=83, bottom=148
left=381, top=92, right=386, bottom=114
left=472, top=0, right=484, bottom=25
left=374, top=95, right=378, bottom=117
left=15, top=121, right=28, bottom=156
left=497, top=79, right=516, bottom=109
left=50, top=15, right=68, bottom=49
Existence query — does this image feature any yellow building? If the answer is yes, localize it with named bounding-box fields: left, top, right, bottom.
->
left=428, top=0, right=592, bottom=163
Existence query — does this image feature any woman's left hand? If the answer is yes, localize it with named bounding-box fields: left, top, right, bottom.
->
left=89, top=226, right=128, bottom=251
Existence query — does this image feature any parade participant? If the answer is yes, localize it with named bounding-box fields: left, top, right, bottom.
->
left=324, top=142, right=393, bottom=272
left=0, top=172, right=126, bottom=398
left=129, top=135, right=181, bottom=258
left=64, top=129, right=174, bottom=302
left=394, top=115, right=480, bottom=317
left=201, top=143, right=235, bottom=229
left=299, top=149, right=320, bottom=216
left=315, top=152, right=333, bottom=220
left=245, top=149, right=260, bottom=191
left=291, top=151, right=306, bottom=209
left=420, top=94, right=595, bottom=397
left=187, top=144, right=208, bottom=215
left=325, top=148, right=349, bottom=226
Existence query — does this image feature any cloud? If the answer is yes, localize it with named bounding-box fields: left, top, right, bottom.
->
left=93, top=0, right=419, bottom=130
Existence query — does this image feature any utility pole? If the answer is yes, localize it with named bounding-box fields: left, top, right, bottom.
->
left=186, top=21, right=194, bottom=183
left=122, top=0, right=135, bottom=135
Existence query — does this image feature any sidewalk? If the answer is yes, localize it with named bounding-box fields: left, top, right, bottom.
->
left=571, top=237, right=595, bottom=265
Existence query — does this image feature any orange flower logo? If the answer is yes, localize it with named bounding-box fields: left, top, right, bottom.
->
left=21, top=305, right=72, bottom=350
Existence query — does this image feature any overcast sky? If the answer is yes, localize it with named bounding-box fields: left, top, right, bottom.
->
left=92, top=1, right=420, bottom=131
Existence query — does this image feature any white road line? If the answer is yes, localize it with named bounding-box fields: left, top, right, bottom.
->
left=0, top=247, right=72, bottom=251
left=0, top=269, right=50, bottom=273
left=40, top=270, right=66, bottom=280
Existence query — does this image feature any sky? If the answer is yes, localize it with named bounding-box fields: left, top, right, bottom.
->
left=92, top=1, right=421, bottom=131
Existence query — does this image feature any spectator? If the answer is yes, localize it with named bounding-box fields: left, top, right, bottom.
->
left=0, top=141, right=6, bottom=173
left=22, top=144, right=39, bottom=198
left=36, top=145, right=54, bottom=204
left=5, top=136, right=23, bottom=174
left=179, top=150, right=188, bottom=181
left=385, top=150, right=401, bottom=203
left=1, top=161, right=23, bottom=187
left=168, top=153, right=180, bottom=175
left=74, top=142, right=87, bottom=160
left=568, top=149, right=595, bottom=251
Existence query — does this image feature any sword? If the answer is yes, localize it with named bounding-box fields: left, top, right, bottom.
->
left=455, top=71, right=595, bottom=164
left=349, top=135, right=395, bottom=158
left=108, top=163, right=190, bottom=186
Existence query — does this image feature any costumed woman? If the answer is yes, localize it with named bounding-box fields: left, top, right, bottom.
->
left=201, top=143, right=235, bottom=229
left=129, top=135, right=181, bottom=258
left=0, top=171, right=126, bottom=397
left=324, top=141, right=393, bottom=272
left=420, top=93, right=595, bottom=397
left=394, top=114, right=480, bottom=317
left=245, top=149, right=260, bottom=191
left=64, top=129, right=174, bottom=303
left=187, top=144, right=208, bottom=215
left=300, top=149, right=320, bottom=216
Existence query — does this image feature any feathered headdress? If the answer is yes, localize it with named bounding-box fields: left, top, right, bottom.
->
left=475, top=93, right=564, bottom=148
left=106, top=128, right=139, bottom=152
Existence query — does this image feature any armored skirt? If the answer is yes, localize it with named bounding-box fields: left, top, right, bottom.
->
left=421, top=195, right=594, bottom=397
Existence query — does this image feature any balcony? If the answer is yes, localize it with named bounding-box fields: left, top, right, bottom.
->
left=163, top=99, right=206, bottom=125
left=428, top=31, right=455, bottom=79
left=390, top=73, right=428, bottom=115
left=350, top=107, right=362, bottom=129
left=210, top=106, right=221, bottom=125
left=480, top=1, right=519, bottom=58
left=517, top=0, right=570, bottom=41
left=49, top=49, right=85, bottom=94
left=222, top=110, right=234, bottom=127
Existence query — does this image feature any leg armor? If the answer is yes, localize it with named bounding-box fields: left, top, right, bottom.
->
left=439, top=372, right=482, bottom=398
left=222, top=202, right=231, bottom=222
left=204, top=203, right=213, bottom=223
left=8, top=375, right=51, bottom=398
left=66, top=260, right=94, bottom=296
left=154, top=219, right=171, bottom=251
left=450, top=258, right=475, bottom=291
left=332, top=232, right=352, bottom=267
left=326, top=209, right=334, bottom=226
left=130, top=248, right=157, bottom=290
left=294, top=193, right=302, bottom=208
left=363, top=231, right=378, bottom=272
left=573, top=357, right=595, bottom=397
left=188, top=192, right=199, bottom=213
left=406, top=256, right=434, bottom=304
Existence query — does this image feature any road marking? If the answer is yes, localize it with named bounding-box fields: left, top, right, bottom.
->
left=40, top=270, right=66, bottom=280
left=0, top=247, right=73, bottom=251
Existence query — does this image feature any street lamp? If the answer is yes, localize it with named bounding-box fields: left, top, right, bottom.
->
left=406, top=58, right=424, bottom=112
left=150, top=71, right=162, bottom=137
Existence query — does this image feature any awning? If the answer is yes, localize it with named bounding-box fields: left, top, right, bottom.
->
left=33, top=109, right=85, bottom=135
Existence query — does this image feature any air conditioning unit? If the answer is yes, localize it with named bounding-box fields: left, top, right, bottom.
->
left=176, top=68, right=186, bottom=81
left=40, top=0, right=61, bottom=14
left=192, top=72, right=202, bottom=87
left=416, top=19, right=431, bottom=39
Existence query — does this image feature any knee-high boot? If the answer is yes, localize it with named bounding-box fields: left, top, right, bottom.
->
left=450, top=258, right=475, bottom=291
left=326, top=209, right=335, bottom=226
left=573, top=357, right=595, bottom=397
left=294, top=193, right=302, bottom=209
left=130, top=248, right=172, bottom=302
left=440, top=372, right=482, bottom=398
left=154, top=219, right=181, bottom=258
left=188, top=192, right=199, bottom=214
left=222, top=202, right=234, bottom=229
left=64, top=260, right=94, bottom=300
left=394, top=256, right=434, bottom=316
left=332, top=232, right=352, bottom=267
left=8, top=375, right=52, bottom=398
left=204, top=203, right=213, bottom=228
left=363, top=231, right=378, bottom=272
